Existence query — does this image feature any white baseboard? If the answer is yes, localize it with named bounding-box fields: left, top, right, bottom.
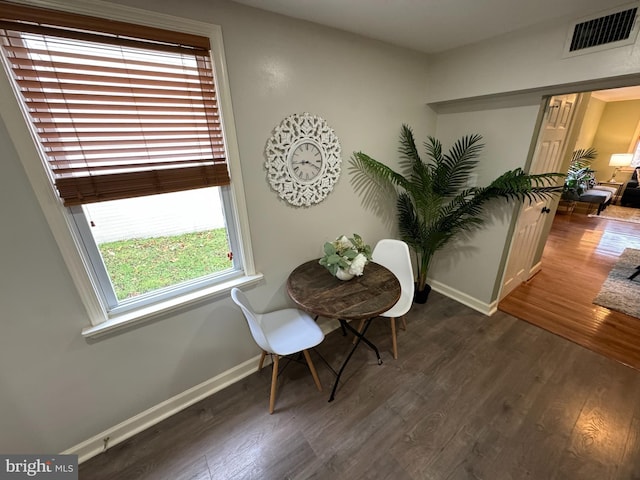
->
left=430, top=280, right=498, bottom=316
left=62, top=354, right=264, bottom=464
left=528, top=261, right=542, bottom=279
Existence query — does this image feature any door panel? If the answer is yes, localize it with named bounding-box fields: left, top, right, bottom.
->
left=500, top=94, right=578, bottom=299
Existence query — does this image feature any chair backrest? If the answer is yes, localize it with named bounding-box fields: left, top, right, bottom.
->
left=372, top=239, right=415, bottom=304
left=230, top=287, right=271, bottom=352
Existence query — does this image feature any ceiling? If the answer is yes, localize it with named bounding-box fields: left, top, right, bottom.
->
left=592, top=86, right=640, bottom=102
left=230, top=0, right=629, bottom=54
left=231, top=0, right=640, bottom=102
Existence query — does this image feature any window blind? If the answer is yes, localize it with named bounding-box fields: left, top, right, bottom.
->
left=0, top=1, right=230, bottom=206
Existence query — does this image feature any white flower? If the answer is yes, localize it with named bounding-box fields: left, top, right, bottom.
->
left=348, top=253, right=368, bottom=276
left=335, top=235, right=354, bottom=252
left=319, top=233, right=372, bottom=278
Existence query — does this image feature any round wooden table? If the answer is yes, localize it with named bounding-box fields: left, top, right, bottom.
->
left=287, top=259, right=401, bottom=401
left=287, top=259, right=401, bottom=319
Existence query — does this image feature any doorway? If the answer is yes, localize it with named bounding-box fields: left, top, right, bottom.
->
left=500, top=85, right=640, bottom=301
left=498, top=85, right=640, bottom=369
left=500, top=94, right=580, bottom=299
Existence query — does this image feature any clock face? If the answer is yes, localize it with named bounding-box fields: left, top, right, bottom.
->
left=289, top=142, right=323, bottom=182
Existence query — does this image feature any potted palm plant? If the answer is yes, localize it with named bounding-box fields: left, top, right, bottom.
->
left=351, top=125, right=564, bottom=303
left=561, top=148, right=598, bottom=200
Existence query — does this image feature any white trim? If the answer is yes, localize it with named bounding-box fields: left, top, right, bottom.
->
left=82, top=273, right=264, bottom=338
left=211, top=28, right=256, bottom=276
left=61, top=354, right=266, bottom=464
left=527, top=261, right=543, bottom=280
left=430, top=280, right=498, bottom=316
left=8, top=0, right=219, bottom=35
left=0, top=0, right=257, bottom=329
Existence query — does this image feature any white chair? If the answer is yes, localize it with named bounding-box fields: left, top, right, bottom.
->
left=356, top=239, right=414, bottom=359
left=230, top=287, right=324, bottom=414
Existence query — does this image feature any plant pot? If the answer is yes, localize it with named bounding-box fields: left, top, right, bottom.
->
left=414, top=283, right=431, bottom=304
left=561, top=191, right=580, bottom=201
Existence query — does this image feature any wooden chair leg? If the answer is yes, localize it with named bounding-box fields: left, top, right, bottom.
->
left=303, top=349, right=322, bottom=391
left=269, top=354, right=279, bottom=414
left=400, top=316, right=407, bottom=331
left=258, top=350, right=267, bottom=371
left=390, top=317, right=398, bottom=360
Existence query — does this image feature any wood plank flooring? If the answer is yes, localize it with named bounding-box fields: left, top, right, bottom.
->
left=80, top=284, right=640, bottom=479
left=499, top=211, right=640, bottom=371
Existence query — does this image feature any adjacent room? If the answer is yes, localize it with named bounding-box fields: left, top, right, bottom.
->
left=2, top=0, right=640, bottom=478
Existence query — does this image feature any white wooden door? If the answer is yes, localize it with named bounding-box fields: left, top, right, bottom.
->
left=500, top=94, right=578, bottom=299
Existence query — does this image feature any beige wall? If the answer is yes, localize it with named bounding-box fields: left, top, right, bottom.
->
left=591, top=100, right=640, bottom=182
left=0, top=0, right=434, bottom=454
left=574, top=96, right=606, bottom=151
left=431, top=101, right=542, bottom=302
left=427, top=7, right=640, bottom=305
left=427, top=7, right=640, bottom=103
left=3, top=0, right=640, bottom=457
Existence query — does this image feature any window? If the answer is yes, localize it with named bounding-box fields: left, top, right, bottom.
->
left=0, top=0, right=258, bottom=334
left=631, top=136, right=640, bottom=168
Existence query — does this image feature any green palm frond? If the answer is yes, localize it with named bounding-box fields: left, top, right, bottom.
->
left=350, top=126, right=564, bottom=291
left=424, top=135, right=442, bottom=164
left=398, top=124, right=421, bottom=166
left=399, top=125, right=432, bottom=189
left=434, top=134, right=484, bottom=195
left=351, top=151, right=411, bottom=192
left=570, top=147, right=597, bottom=168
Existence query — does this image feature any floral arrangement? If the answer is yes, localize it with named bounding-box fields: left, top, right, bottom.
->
left=319, top=233, right=372, bottom=277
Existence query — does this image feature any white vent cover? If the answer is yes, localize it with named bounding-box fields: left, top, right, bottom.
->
left=564, top=3, right=640, bottom=56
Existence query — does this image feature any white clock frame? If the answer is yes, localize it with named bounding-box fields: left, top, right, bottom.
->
left=265, top=112, right=342, bottom=207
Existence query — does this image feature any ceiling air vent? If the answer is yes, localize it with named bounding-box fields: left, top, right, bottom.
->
left=565, top=4, right=640, bottom=56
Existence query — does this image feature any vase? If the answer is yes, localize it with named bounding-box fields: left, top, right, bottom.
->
left=335, top=268, right=355, bottom=281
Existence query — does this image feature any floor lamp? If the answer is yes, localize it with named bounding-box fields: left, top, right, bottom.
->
left=608, top=153, right=633, bottom=182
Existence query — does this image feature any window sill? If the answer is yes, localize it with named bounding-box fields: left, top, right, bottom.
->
left=82, top=273, right=264, bottom=339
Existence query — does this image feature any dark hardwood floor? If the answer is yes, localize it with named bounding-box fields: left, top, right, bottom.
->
left=499, top=210, right=640, bottom=371
left=80, top=272, right=640, bottom=478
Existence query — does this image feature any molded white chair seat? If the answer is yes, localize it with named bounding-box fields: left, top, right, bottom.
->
left=257, top=308, right=325, bottom=355
left=356, top=239, right=414, bottom=359
left=231, top=287, right=324, bottom=413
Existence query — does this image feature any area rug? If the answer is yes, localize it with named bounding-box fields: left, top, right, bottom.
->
left=593, top=248, right=640, bottom=317
left=589, top=205, right=640, bottom=224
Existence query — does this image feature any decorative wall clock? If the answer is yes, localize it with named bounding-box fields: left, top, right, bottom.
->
left=265, top=112, right=342, bottom=207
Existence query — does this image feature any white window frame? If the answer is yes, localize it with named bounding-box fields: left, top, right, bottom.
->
left=630, top=136, right=640, bottom=168
left=0, top=0, right=261, bottom=337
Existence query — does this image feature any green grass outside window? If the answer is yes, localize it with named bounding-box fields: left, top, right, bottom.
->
left=99, top=228, right=232, bottom=300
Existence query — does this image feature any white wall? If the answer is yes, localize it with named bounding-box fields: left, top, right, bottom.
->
left=85, top=189, right=225, bottom=243
left=426, top=5, right=640, bottom=305
left=430, top=102, right=542, bottom=303
left=5, top=0, right=640, bottom=457
left=427, top=10, right=640, bottom=103
left=0, top=0, right=434, bottom=454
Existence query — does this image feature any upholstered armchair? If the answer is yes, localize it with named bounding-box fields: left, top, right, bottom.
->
left=620, top=167, right=640, bottom=207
